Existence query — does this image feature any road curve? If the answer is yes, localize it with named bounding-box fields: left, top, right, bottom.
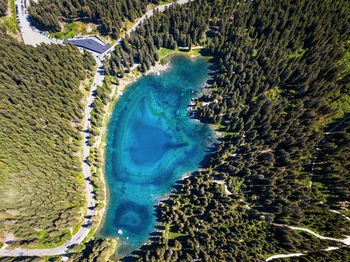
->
left=0, top=0, right=193, bottom=257
left=0, top=60, right=104, bottom=258
left=107, top=0, right=194, bottom=56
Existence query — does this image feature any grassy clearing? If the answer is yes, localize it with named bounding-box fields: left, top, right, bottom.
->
left=319, top=89, right=350, bottom=130
left=211, top=123, right=238, bottom=137
left=167, top=231, right=186, bottom=239
left=339, top=42, right=350, bottom=75
left=159, top=47, right=175, bottom=59
left=159, top=47, right=203, bottom=64
left=312, top=46, right=350, bottom=132
left=72, top=217, right=85, bottom=235
left=49, top=20, right=116, bottom=45
left=329, top=93, right=350, bottom=119
left=49, top=22, right=97, bottom=39
left=82, top=228, right=96, bottom=244
left=326, top=45, right=350, bottom=120
left=0, top=0, right=19, bottom=34
left=290, top=48, right=306, bottom=58
left=264, top=86, right=282, bottom=101
left=151, top=0, right=173, bottom=8
left=119, top=20, right=134, bottom=37
left=164, top=224, right=186, bottom=240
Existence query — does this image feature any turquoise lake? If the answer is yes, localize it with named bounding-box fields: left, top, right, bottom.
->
left=100, top=55, right=214, bottom=255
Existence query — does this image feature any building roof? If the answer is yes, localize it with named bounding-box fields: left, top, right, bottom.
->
left=63, top=38, right=110, bottom=54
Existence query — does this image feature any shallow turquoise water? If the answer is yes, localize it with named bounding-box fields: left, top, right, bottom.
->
left=100, top=55, right=213, bottom=255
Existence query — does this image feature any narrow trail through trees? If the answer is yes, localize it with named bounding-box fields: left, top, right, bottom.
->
left=266, top=116, right=350, bottom=261
left=265, top=244, right=349, bottom=261
left=272, top=224, right=350, bottom=245
left=265, top=221, right=350, bottom=261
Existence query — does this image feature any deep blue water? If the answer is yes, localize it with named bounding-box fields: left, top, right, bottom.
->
left=99, top=55, right=213, bottom=255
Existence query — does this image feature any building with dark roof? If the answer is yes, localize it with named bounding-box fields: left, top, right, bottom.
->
left=63, top=38, right=110, bottom=54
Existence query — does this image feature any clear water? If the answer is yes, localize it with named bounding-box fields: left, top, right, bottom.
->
left=100, top=55, right=213, bottom=255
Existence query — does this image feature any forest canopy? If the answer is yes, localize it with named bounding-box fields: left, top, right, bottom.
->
left=0, top=32, right=95, bottom=247
left=102, top=0, right=350, bottom=260
left=0, top=0, right=7, bottom=17
left=0, top=0, right=349, bottom=260
left=28, top=0, right=151, bottom=38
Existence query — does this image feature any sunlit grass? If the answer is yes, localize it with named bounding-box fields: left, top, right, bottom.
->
left=0, top=0, right=19, bottom=34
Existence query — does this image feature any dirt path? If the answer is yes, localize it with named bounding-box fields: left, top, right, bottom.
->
left=265, top=224, right=350, bottom=261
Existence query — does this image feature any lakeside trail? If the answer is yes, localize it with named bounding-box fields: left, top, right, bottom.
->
left=0, top=0, right=192, bottom=258
left=90, top=61, right=171, bottom=237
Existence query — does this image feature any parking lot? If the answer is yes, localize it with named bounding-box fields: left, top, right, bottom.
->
left=15, top=0, right=62, bottom=46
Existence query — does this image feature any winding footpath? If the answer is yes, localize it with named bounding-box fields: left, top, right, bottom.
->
left=212, top=180, right=233, bottom=195
left=272, top=224, right=350, bottom=245
left=0, top=0, right=192, bottom=258
left=265, top=116, right=350, bottom=261
left=265, top=212, right=350, bottom=261
left=266, top=245, right=349, bottom=261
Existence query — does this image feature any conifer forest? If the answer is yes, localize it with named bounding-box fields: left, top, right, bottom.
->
left=0, top=0, right=349, bottom=261
left=0, top=30, right=96, bottom=247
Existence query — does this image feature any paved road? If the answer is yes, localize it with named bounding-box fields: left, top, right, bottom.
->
left=15, top=0, right=61, bottom=46
left=107, top=0, right=194, bottom=57
left=0, top=60, right=104, bottom=257
left=0, top=0, right=192, bottom=257
left=5, top=0, right=349, bottom=259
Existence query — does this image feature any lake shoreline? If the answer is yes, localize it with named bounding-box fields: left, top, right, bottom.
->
left=92, top=60, right=172, bottom=241
left=95, top=48, right=207, bottom=254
